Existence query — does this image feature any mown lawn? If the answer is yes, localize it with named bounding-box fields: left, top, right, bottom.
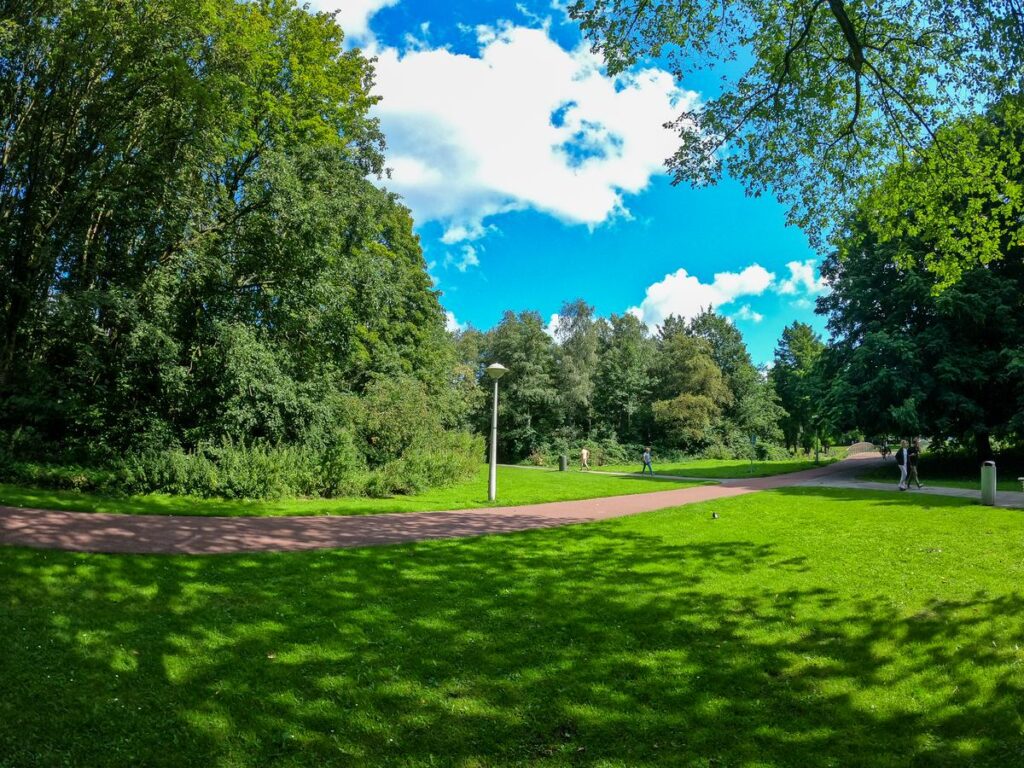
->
left=0, top=465, right=701, bottom=518
left=3, top=487, right=1023, bottom=767
left=594, top=455, right=839, bottom=478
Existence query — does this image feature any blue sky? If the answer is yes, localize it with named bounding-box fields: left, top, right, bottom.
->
left=317, top=0, right=829, bottom=365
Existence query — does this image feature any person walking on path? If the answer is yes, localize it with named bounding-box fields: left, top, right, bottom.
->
left=580, top=446, right=591, bottom=471
left=641, top=446, right=654, bottom=475
left=907, top=438, right=924, bottom=489
left=895, top=439, right=909, bottom=490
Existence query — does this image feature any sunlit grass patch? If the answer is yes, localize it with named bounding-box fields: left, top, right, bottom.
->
left=3, top=487, right=1023, bottom=766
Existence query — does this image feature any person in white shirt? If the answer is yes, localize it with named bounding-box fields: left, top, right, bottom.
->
left=894, top=439, right=909, bottom=490
left=580, top=446, right=590, bottom=471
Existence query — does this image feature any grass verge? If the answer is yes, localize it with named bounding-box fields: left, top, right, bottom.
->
left=3, top=487, right=1023, bottom=766
left=593, top=456, right=839, bottom=478
left=0, top=465, right=702, bottom=517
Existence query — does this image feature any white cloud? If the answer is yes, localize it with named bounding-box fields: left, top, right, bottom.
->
left=309, top=0, right=397, bottom=41
left=628, top=265, right=776, bottom=328
left=444, top=244, right=481, bottom=273
left=440, top=222, right=492, bottom=244
left=444, top=310, right=467, bottom=333
left=778, top=259, right=828, bottom=295
left=732, top=304, right=764, bottom=323
left=371, top=24, right=698, bottom=239
left=543, top=313, right=561, bottom=338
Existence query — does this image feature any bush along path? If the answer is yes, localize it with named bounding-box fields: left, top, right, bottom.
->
left=0, top=455, right=893, bottom=555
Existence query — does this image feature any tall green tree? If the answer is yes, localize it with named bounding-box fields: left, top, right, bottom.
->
left=772, top=322, right=825, bottom=452
left=651, top=333, right=732, bottom=450
left=819, top=96, right=1024, bottom=458
left=482, top=311, right=561, bottom=460
left=680, top=308, right=785, bottom=449
left=554, top=299, right=601, bottom=433
left=685, top=309, right=753, bottom=388
left=733, top=369, right=788, bottom=452
left=595, top=313, right=655, bottom=442
left=0, top=0, right=459, bottom=459
left=820, top=232, right=1024, bottom=460
left=858, top=96, right=1024, bottom=287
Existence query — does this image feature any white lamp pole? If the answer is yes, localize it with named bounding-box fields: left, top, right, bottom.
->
left=485, top=363, right=507, bottom=502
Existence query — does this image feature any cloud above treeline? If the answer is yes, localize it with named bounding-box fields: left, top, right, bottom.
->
left=778, top=259, right=830, bottom=295
left=367, top=22, right=697, bottom=244
left=313, top=0, right=398, bottom=41
left=628, top=265, right=776, bottom=328
left=629, top=260, right=828, bottom=329
left=311, top=1, right=827, bottom=336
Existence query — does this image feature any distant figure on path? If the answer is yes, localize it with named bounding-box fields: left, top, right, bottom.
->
left=641, top=446, right=654, bottom=475
left=895, top=439, right=909, bottom=490
left=580, top=446, right=590, bottom=471
left=907, top=437, right=924, bottom=489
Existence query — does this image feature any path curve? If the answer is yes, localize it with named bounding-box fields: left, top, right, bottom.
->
left=0, top=454, right=882, bottom=555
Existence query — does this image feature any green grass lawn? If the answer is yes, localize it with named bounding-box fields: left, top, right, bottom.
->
left=0, top=465, right=702, bottom=517
left=4, top=487, right=1023, bottom=766
left=594, top=455, right=839, bottom=478
left=858, top=461, right=1024, bottom=492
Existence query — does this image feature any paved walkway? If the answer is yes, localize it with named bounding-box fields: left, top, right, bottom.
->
left=0, top=454, right=1017, bottom=555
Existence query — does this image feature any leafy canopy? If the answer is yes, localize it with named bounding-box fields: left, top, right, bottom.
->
left=817, top=100, right=1024, bottom=457
left=570, top=0, right=1024, bottom=282
left=0, top=0, right=460, bottom=479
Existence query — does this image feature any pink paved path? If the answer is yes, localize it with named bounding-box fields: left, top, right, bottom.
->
left=0, top=455, right=879, bottom=555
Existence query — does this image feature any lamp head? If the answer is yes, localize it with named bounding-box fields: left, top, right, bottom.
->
left=485, top=363, right=508, bottom=381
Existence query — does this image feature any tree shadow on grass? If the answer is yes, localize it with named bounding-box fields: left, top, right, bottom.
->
left=2, top=514, right=1024, bottom=767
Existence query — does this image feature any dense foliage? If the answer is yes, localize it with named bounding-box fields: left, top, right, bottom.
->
left=0, top=0, right=479, bottom=497
left=811, top=97, right=1024, bottom=459
left=771, top=322, right=826, bottom=453
left=9, top=0, right=1018, bottom=493
left=458, top=305, right=786, bottom=464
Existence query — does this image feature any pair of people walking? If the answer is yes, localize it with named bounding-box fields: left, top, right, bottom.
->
left=894, top=438, right=924, bottom=490
left=580, top=446, right=653, bottom=474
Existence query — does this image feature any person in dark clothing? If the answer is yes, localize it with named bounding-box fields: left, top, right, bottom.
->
left=907, top=438, right=924, bottom=489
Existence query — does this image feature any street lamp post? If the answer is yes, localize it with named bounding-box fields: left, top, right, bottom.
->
left=485, top=363, right=507, bottom=502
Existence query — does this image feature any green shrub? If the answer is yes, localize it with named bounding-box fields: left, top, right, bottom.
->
left=0, top=456, right=118, bottom=493
left=0, top=424, right=478, bottom=501
left=367, top=431, right=482, bottom=497
left=358, top=376, right=440, bottom=466
left=699, top=442, right=735, bottom=461
left=120, top=443, right=271, bottom=499
left=114, top=436, right=374, bottom=500
left=756, top=443, right=793, bottom=461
